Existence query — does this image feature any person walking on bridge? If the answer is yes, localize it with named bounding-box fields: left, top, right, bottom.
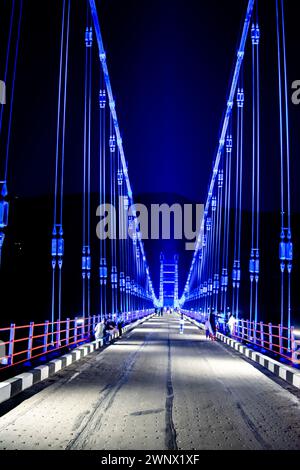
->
left=227, top=314, right=236, bottom=337
left=205, top=318, right=212, bottom=340
left=117, top=312, right=124, bottom=337
left=179, top=313, right=185, bottom=334
left=94, top=320, right=105, bottom=341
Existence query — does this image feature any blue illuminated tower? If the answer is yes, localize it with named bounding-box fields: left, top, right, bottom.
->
left=159, top=253, right=179, bottom=308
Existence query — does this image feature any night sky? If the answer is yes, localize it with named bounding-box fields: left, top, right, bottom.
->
left=1, top=0, right=300, bottom=322
left=2, top=0, right=299, bottom=205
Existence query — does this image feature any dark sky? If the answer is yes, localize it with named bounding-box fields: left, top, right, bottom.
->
left=1, top=0, right=299, bottom=206
left=1, top=0, right=300, bottom=305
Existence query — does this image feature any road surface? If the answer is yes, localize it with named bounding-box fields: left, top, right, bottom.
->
left=0, top=314, right=300, bottom=450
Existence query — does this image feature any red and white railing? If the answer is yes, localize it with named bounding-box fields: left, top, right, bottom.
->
left=181, top=309, right=300, bottom=365
left=0, top=310, right=154, bottom=370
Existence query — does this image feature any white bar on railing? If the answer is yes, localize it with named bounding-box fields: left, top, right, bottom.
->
left=27, top=322, right=34, bottom=360
left=66, top=318, right=70, bottom=346
left=43, top=320, right=49, bottom=353
left=269, top=323, right=273, bottom=351
left=8, top=323, right=15, bottom=365
left=241, top=320, right=245, bottom=340
left=74, top=318, right=78, bottom=344
left=246, top=319, right=250, bottom=341
left=279, top=324, right=283, bottom=355
left=56, top=321, right=61, bottom=348
left=260, top=321, right=264, bottom=348
left=253, top=321, right=257, bottom=344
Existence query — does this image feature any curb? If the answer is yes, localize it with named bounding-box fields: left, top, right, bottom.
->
left=184, top=315, right=300, bottom=391
left=0, top=314, right=153, bottom=405
left=216, top=332, right=300, bottom=390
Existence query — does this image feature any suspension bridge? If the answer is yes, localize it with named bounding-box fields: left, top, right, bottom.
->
left=0, top=0, right=300, bottom=451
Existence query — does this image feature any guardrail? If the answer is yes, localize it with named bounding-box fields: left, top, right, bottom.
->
left=0, top=310, right=154, bottom=370
left=181, top=309, right=300, bottom=365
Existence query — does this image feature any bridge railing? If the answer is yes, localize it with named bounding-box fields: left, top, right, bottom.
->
left=231, top=320, right=293, bottom=361
left=181, top=309, right=300, bottom=365
left=0, top=309, right=153, bottom=370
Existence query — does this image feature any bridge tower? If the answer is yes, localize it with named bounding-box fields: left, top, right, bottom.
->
left=159, top=254, right=179, bottom=308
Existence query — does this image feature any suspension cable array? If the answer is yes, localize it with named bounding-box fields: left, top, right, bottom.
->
left=180, top=0, right=255, bottom=319
left=180, top=0, right=294, bottom=341
left=0, top=0, right=23, bottom=267
left=276, top=0, right=293, bottom=336
left=49, top=0, right=157, bottom=325
left=249, top=14, right=260, bottom=325
left=82, top=8, right=93, bottom=325
left=81, top=0, right=157, bottom=321
left=51, top=0, right=70, bottom=335
left=0, top=0, right=296, bottom=341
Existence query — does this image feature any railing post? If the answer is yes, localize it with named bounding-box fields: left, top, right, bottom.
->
left=8, top=323, right=16, bottom=365
left=8, top=323, right=15, bottom=365
left=268, top=323, right=272, bottom=351
left=291, top=327, right=299, bottom=364
left=27, top=322, right=34, bottom=360
left=92, top=315, right=96, bottom=335
left=291, top=326, right=295, bottom=362
left=253, top=321, right=257, bottom=344
left=74, top=317, right=78, bottom=344
left=43, top=321, right=49, bottom=353
left=56, top=320, right=61, bottom=348
left=246, top=320, right=250, bottom=341
left=260, top=321, right=264, bottom=348
left=279, top=323, right=283, bottom=355
left=88, top=315, right=91, bottom=336
left=241, top=320, right=245, bottom=340
left=233, top=319, right=237, bottom=337
left=66, top=318, right=70, bottom=346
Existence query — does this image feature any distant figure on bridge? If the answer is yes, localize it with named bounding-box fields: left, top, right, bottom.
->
left=117, top=312, right=124, bottom=337
left=210, top=312, right=217, bottom=338
left=227, top=314, right=236, bottom=337
left=205, top=318, right=213, bottom=340
left=102, top=318, right=111, bottom=345
left=94, top=320, right=105, bottom=341
left=106, top=317, right=117, bottom=343
left=179, top=313, right=185, bottom=334
left=205, top=317, right=216, bottom=340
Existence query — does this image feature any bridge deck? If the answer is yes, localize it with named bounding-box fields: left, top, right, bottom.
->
left=0, top=314, right=300, bottom=450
